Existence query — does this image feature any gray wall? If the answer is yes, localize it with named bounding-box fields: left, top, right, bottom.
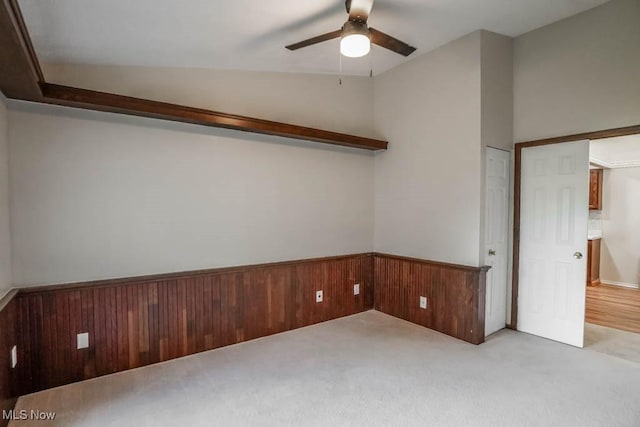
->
left=9, top=101, right=374, bottom=286
left=373, top=32, right=484, bottom=266
left=514, top=0, right=640, bottom=142
left=0, top=96, right=11, bottom=296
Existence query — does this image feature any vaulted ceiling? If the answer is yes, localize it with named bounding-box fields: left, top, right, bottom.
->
left=19, top=0, right=609, bottom=76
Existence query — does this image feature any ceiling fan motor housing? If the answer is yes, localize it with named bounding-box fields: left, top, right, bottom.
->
left=342, top=20, right=369, bottom=38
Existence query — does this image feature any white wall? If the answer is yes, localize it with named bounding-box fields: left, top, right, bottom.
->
left=600, top=167, right=640, bottom=286
left=0, top=96, right=11, bottom=296
left=514, top=0, right=640, bottom=142
left=374, top=32, right=483, bottom=266
left=43, top=63, right=378, bottom=139
left=9, top=102, right=374, bottom=286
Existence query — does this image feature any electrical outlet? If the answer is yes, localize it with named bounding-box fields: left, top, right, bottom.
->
left=419, top=296, right=428, bottom=309
left=77, top=332, right=89, bottom=349
left=10, top=345, right=17, bottom=368
left=354, top=284, right=360, bottom=295
left=316, top=290, right=323, bottom=303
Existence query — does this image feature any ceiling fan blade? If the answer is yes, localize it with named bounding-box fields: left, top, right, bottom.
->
left=369, top=28, right=416, bottom=57
left=346, top=0, right=374, bottom=23
left=285, top=29, right=343, bottom=51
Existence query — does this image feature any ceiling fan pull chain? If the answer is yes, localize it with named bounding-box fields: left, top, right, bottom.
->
left=339, top=50, right=343, bottom=85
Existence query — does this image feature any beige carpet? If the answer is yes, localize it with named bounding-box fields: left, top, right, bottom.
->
left=584, top=322, right=640, bottom=364
left=9, top=311, right=640, bottom=427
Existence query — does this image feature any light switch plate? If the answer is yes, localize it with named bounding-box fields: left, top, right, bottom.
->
left=316, top=290, right=323, bottom=303
left=419, top=296, right=428, bottom=309
left=354, top=284, right=360, bottom=295
left=77, top=332, right=89, bottom=349
left=11, top=345, right=17, bottom=368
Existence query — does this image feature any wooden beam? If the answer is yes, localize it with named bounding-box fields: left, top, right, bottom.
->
left=41, top=83, right=388, bottom=150
left=0, top=0, right=45, bottom=100
left=0, top=0, right=388, bottom=151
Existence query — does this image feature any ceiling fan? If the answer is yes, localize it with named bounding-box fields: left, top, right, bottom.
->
left=285, top=0, right=416, bottom=58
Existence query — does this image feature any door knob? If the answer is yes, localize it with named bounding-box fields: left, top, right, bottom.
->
left=574, top=252, right=583, bottom=259
left=488, top=249, right=496, bottom=256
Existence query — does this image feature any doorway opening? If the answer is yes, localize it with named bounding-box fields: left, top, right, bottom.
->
left=584, top=134, right=640, bottom=362
left=511, top=125, right=640, bottom=352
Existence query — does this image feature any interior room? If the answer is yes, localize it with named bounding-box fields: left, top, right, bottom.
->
left=0, top=0, right=639, bottom=426
left=583, top=135, right=640, bottom=361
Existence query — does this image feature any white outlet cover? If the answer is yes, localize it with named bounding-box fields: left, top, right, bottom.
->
left=11, top=345, right=17, bottom=368
left=316, top=290, right=323, bottom=303
left=77, top=332, right=89, bottom=349
left=419, top=296, right=428, bottom=309
left=354, top=284, right=360, bottom=295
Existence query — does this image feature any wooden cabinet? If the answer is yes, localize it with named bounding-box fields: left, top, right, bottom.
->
left=587, top=239, right=601, bottom=287
left=589, top=169, right=603, bottom=210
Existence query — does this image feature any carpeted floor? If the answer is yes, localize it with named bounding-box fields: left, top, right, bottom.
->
left=584, top=322, right=640, bottom=364
left=10, top=311, right=640, bottom=427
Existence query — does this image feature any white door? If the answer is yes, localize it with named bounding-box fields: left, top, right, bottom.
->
left=518, top=140, right=589, bottom=348
left=484, top=147, right=510, bottom=337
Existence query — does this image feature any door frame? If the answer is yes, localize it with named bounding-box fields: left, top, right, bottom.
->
left=508, top=124, right=640, bottom=329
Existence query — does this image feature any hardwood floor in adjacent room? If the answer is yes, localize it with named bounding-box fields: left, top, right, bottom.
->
left=586, top=284, right=640, bottom=333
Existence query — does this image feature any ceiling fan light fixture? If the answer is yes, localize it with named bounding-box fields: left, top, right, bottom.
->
left=340, top=21, right=370, bottom=58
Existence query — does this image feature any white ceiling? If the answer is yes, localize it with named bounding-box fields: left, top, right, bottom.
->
left=19, top=0, right=610, bottom=76
left=591, top=134, right=640, bottom=169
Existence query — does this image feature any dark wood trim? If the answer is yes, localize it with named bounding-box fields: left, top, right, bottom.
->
left=0, top=1, right=388, bottom=151
left=509, top=144, right=522, bottom=329
left=0, top=289, right=18, bottom=312
left=40, top=84, right=388, bottom=150
left=510, top=124, right=640, bottom=330
left=19, top=252, right=375, bottom=294
left=374, top=252, right=491, bottom=272
left=0, top=0, right=44, bottom=100
left=18, top=251, right=488, bottom=295
left=6, top=0, right=45, bottom=84
left=516, top=125, right=640, bottom=148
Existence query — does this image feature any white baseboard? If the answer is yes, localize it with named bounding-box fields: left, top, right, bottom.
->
left=601, top=280, right=639, bottom=289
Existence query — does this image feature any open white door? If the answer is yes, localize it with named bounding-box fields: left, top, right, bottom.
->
left=519, top=140, right=589, bottom=348
left=484, top=147, right=510, bottom=337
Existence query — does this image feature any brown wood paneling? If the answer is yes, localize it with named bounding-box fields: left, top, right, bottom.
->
left=373, top=253, right=489, bottom=344
left=13, top=253, right=373, bottom=394
left=0, top=290, right=19, bottom=427
left=586, top=284, right=640, bottom=333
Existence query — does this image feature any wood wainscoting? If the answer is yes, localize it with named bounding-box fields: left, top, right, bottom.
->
left=374, top=253, right=490, bottom=344
left=2, top=251, right=489, bottom=398
left=12, top=253, right=374, bottom=395
left=0, top=291, right=19, bottom=427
